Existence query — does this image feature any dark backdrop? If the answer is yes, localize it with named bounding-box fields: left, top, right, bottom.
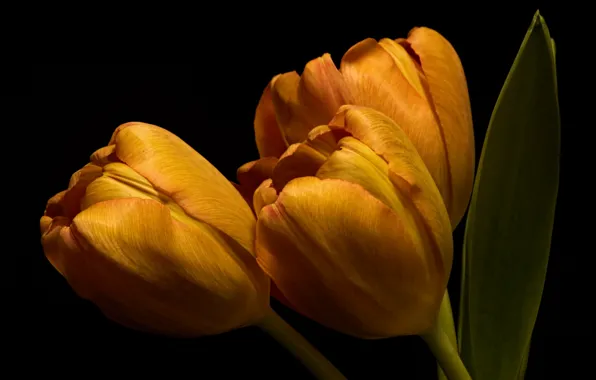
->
left=14, top=4, right=584, bottom=379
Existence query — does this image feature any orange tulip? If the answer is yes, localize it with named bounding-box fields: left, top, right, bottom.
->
left=40, top=122, right=270, bottom=337
left=245, top=105, right=453, bottom=338
left=250, top=27, right=474, bottom=228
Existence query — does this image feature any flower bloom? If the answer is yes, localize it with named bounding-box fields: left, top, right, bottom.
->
left=249, top=27, right=474, bottom=227
left=40, top=122, right=270, bottom=337
left=242, top=106, right=453, bottom=338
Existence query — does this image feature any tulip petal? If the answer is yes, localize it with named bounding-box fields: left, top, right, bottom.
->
left=378, top=38, right=426, bottom=97
left=43, top=190, right=66, bottom=220
left=235, top=157, right=278, bottom=212
left=109, top=122, right=256, bottom=256
left=270, top=72, right=314, bottom=145
left=40, top=215, right=53, bottom=235
left=340, top=38, right=451, bottom=210
left=50, top=198, right=269, bottom=336
left=329, top=106, right=452, bottom=275
left=44, top=164, right=103, bottom=220
left=406, top=27, right=475, bottom=227
left=90, top=144, right=119, bottom=166
left=299, top=54, right=352, bottom=123
left=81, top=162, right=160, bottom=210
left=253, top=178, right=278, bottom=215
left=272, top=143, right=327, bottom=191
left=254, top=82, right=288, bottom=158
left=232, top=182, right=252, bottom=208
left=236, top=157, right=278, bottom=200
left=40, top=216, right=74, bottom=276
left=306, top=125, right=350, bottom=157
left=256, top=177, right=447, bottom=338
left=270, top=55, right=352, bottom=147
left=317, top=137, right=410, bottom=221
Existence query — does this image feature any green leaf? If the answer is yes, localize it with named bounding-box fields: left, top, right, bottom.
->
left=457, top=10, right=560, bottom=380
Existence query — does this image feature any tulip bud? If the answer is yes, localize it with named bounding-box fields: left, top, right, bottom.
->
left=246, top=106, right=453, bottom=338
left=40, top=122, right=270, bottom=337
left=251, top=27, right=474, bottom=228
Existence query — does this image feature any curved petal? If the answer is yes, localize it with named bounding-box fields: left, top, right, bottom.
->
left=270, top=72, right=313, bottom=145
left=51, top=198, right=269, bottom=336
left=317, top=137, right=410, bottom=218
left=305, top=124, right=349, bottom=156
left=339, top=38, right=451, bottom=210
left=90, top=144, right=119, bottom=166
left=108, top=122, right=256, bottom=256
left=81, top=162, right=160, bottom=210
left=236, top=157, right=278, bottom=202
left=329, top=106, right=452, bottom=274
left=253, top=178, right=278, bottom=216
left=256, top=177, right=447, bottom=338
left=232, top=182, right=252, bottom=209
left=43, top=190, right=66, bottom=221
left=40, top=216, right=73, bottom=276
left=272, top=143, right=327, bottom=192
left=270, top=55, right=352, bottom=146
left=43, top=164, right=103, bottom=221
left=299, top=53, right=352, bottom=123
left=40, top=215, right=54, bottom=235
left=406, top=27, right=475, bottom=227
left=254, top=82, right=288, bottom=158
left=378, top=38, right=426, bottom=97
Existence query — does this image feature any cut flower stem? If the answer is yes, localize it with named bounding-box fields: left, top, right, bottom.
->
left=256, top=309, right=347, bottom=380
left=421, top=322, right=473, bottom=380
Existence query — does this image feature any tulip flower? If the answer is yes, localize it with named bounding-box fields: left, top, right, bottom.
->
left=244, top=105, right=453, bottom=338
left=40, top=122, right=270, bottom=337
left=249, top=27, right=474, bottom=228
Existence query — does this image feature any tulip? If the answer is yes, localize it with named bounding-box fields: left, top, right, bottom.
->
left=40, top=122, right=270, bottom=337
left=245, top=105, right=453, bottom=338
left=249, top=27, right=474, bottom=228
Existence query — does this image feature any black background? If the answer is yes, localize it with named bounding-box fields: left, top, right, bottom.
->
left=12, top=3, right=587, bottom=379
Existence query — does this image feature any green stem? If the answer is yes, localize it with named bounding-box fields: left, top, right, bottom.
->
left=421, top=322, right=472, bottom=380
left=256, top=309, right=347, bottom=380
left=437, top=291, right=458, bottom=380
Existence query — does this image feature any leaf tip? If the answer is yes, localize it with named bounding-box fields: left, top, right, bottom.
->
left=527, top=10, right=555, bottom=59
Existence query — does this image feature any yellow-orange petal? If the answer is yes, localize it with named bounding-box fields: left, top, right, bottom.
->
left=80, top=162, right=160, bottom=210
left=299, top=53, right=352, bottom=123
left=253, top=178, right=278, bottom=216
left=232, top=182, right=253, bottom=210
left=316, top=136, right=404, bottom=215
left=43, top=190, right=67, bottom=219
left=254, top=82, right=288, bottom=158
left=270, top=72, right=314, bottom=145
left=272, top=143, right=327, bottom=192
left=40, top=216, right=75, bottom=277
left=329, top=105, right=453, bottom=267
left=108, top=122, right=256, bottom=256
left=305, top=125, right=350, bottom=157
left=256, top=177, right=447, bottom=338
left=66, top=163, right=103, bottom=189
left=237, top=157, right=278, bottom=195
left=44, top=164, right=103, bottom=220
left=59, top=198, right=269, bottom=337
left=235, top=157, right=278, bottom=212
left=40, top=215, right=53, bottom=235
left=378, top=38, right=425, bottom=97
left=90, top=144, right=119, bottom=166
left=270, top=55, right=352, bottom=147
left=406, top=27, right=475, bottom=227
left=339, top=38, right=451, bottom=209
